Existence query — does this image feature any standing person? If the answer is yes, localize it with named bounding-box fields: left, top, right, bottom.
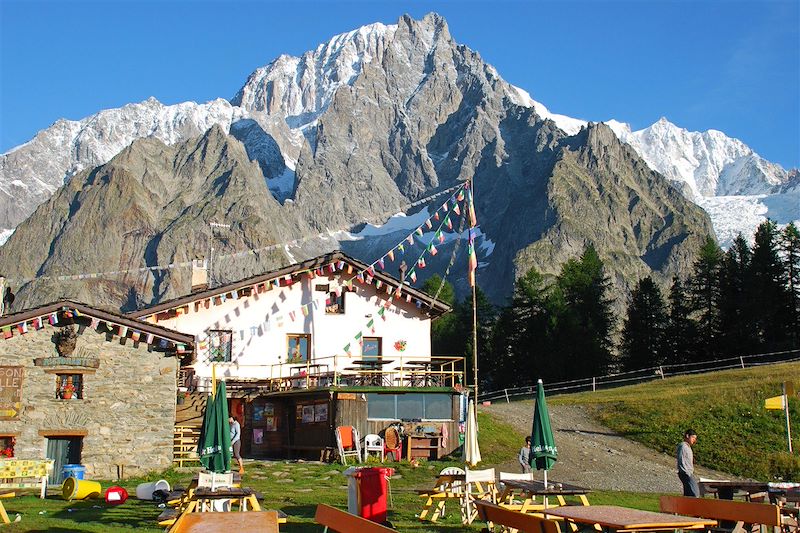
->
left=229, top=416, right=244, bottom=474
left=676, top=429, right=699, bottom=496
left=519, top=436, right=532, bottom=473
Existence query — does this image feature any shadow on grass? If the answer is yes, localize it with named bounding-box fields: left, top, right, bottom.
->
left=49, top=498, right=160, bottom=529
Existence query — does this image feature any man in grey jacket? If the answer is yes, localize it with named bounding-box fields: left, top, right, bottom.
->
left=676, top=429, right=698, bottom=496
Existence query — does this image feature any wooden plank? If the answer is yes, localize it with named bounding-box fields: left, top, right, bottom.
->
left=170, top=510, right=279, bottom=533
left=660, top=495, right=782, bottom=527
left=476, top=501, right=561, bottom=533
left=315, top=504, right=394, bottom=532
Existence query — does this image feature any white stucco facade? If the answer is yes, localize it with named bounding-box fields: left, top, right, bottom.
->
left=141, top=263, right=441, bottom=382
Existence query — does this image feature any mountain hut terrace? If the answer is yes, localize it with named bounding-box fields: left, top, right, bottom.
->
left=129, top=251, right=467, bottom=461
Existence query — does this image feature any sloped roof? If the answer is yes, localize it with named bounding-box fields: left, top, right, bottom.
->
left=128, top=250, right=451, bottom=319
left=0, top=299, right=194, bottom=346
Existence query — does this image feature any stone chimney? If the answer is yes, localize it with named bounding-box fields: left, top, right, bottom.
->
left=191, top=259, right=208, bottom=293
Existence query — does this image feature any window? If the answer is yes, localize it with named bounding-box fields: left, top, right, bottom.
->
left=325, top=291, right=345, bottom=314
left=362, top=337, right=381, bottom=361
left=367, top=393, right=453, bottom=420
left=56, top=374, right=83, bottom=400
left=0, top=436, right=15, bottom=458
left=209, top=330, right=233, bottom=362
left=287, top=334, right=311, bottom=363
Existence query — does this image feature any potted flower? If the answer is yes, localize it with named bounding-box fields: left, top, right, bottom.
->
left=61, top=377, right=76, bottom=399
left=177, top=390, right=190, bottom=405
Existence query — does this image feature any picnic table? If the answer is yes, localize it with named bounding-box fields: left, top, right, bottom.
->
left=343, top=359, right=394, bottom=385
left=417, top=473, right=467, bottom=522
left=546, top=505, right=717, bottom=533
left=498, top=479, right=591, bottom=513
left=170, top=510, right=280, bottom=533
left=699, top=480, right=769, bottom=501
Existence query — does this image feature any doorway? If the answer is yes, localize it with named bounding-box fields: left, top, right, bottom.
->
left=46, top=437, right=83, bottom=484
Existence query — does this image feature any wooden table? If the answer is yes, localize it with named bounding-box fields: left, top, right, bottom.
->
left=405, top=360, right=443, bottom=386
left=546, top=505, right=717, bottom=533
left=170, top=510, right=279, bottom=533
left=499, top=480, right=591, bottom=513
left=699, top=480, right=769, bottom=500
left=344, top=359, right=394, bottom=385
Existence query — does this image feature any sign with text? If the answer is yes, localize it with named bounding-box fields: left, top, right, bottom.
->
left=0, top=366, right=23, bottom=420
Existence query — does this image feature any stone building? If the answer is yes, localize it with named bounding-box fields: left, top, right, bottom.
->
left=0, top=300, right=193, bottom=483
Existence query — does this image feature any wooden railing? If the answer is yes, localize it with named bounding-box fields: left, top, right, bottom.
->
left=189, top=355, right=466, bottom=393
left=173, top=426, right=201, bottom=467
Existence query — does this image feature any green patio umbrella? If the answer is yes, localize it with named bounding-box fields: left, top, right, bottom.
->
left=529, top=379, right=557, bottom=487
left=197, top=379, right=231, bottom=473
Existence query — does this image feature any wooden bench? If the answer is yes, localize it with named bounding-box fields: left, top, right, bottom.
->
left=315, top=503, right=395, bottom=532
left=0, top=459, right=53, bottom=499
left=475, top=501, right=562, bottom=533
left=660, top=495, right=782, bottom=532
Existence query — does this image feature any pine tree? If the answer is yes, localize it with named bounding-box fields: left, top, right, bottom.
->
left=620, top=276, right=667, bottom=371
left=554, top=245, right=616, bottom=377
left=719, top=234, right=758, bottom=356
left=750, top=219, right=790, bottom=350
left=690, top=236, right=724, bottom=360
left=665, top=276, right=699, bottom=365
left=780, top=223, right=800, bottom=349
left=422, top=275, right=461, bottom=356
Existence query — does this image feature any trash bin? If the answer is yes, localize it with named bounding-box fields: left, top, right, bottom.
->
left=62, top=464, right=86, bottom=480
left=345, top=467, right=394, bottom=524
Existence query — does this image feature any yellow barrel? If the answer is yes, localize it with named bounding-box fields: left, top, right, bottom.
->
left=62, top=477, right=102, bottom=501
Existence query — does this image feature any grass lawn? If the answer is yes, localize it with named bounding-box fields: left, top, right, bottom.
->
left=1, top=461, right=663, bottom=532
left=550, top=361, right=800, bottom=480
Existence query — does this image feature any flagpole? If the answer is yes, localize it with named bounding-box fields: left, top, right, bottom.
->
left=783, top=382, right=793, bottom=453
left=470, top=178, right=479, bottom=403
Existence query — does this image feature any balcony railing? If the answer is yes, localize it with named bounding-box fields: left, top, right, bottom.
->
left=190, top=355, right=465, bottom=393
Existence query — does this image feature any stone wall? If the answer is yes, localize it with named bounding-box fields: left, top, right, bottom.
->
left=0, top=322, right=177, bottom=479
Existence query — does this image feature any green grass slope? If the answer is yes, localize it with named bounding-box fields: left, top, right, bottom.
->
left=552, top=361, right=800, bottom=480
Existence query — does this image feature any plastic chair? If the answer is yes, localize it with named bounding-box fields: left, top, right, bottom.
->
left=383, top=426, right=402, bottom=461
left=364, top=434, right=385, bottom=461
left=335, top=426, right=362, bottom=465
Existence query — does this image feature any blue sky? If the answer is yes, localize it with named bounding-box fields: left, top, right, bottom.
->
left=1, top=0, right=798, bottom=168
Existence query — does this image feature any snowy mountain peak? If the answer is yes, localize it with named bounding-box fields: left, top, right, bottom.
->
left=231, top=21, right=398, bottom=129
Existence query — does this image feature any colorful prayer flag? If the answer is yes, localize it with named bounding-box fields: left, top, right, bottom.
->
left=406, top=294, right=412, bottom=303
left=418, top=257, right=426, bottom=269
left=378, top=258, right=385, bottom=270
left=415, top=227, right=424, bottom=236
left=2, top=327, right=11, bottom=339
left=376, top=280, right=383, bottom=290
left=289, top=311, right=296, bottom=322
left=468, top=189, right=477, bottom=227
left=434, top=211, right=440, bottom=221
left=301, top=305, right=310, bottom=317
left=453, top=203, right=461, bottom=215
left=429, top=244, right=438, bottom=256
left=437, top=230, right=445, bottom=244
left=409, top=270, right=417, bottom=283
left=387, top=249, right=395, bottom=262
left=407, top=234, right=414, bottom=245
left=457, top=189, right=465, bottom=201
left=146, top=333, right=154, bottom=344
left=468, top=227, right=478, bottom=287
left=445, top=215, right=452, bottom=230
left=398, top=244, right=405, bottom=254
left=49, top=313, right=58, bottom=325
left=344, top=343, right=351, bottom=355
left=425, top=219, right=432, bottom=229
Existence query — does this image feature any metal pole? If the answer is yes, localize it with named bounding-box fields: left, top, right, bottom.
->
left=592, top=377, right=596, bottom=392
left=783, top=382, right=793, bottom=453
left=504, top=389, right=509, bottom=403
left=472, top=280, right=478, bottom=402
left=740, top=356, right=745, bottom=369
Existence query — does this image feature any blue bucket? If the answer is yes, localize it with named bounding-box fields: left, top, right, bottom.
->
left=62, top=464, right=86, bottom=480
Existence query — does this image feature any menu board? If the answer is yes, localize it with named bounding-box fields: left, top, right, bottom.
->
left=0, top=367, right=23, bottom=420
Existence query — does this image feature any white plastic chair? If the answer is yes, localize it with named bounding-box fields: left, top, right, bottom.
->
left=364, top=434, right=384, bottom=461
left=498, top=471, right=535, bottom=505
left=196, top=471, right=234, bottom=512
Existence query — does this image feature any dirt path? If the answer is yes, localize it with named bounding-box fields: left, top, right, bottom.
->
left=483, top=402, right=732, bottom=493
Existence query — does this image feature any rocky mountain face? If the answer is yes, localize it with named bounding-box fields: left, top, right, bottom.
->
left=0, top=13, right=714, bottom=311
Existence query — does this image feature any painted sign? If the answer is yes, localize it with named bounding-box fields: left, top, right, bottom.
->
left=0, top=366, right=23, bottom=420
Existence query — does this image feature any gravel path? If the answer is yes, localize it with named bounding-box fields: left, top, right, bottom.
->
left=483, top=402, right=732, bottom=493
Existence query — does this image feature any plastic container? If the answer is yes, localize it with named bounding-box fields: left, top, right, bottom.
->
left=105, top=486, right=128, bottom=505
left=346, top=467, right=395, bottom=524
left=135, top=479, right=171, bottom=500
left=343, top=467, right=359, bottom=515
left=62, top=477, right=102, bottom=501
left=62, top=464, right=86, bottom=480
